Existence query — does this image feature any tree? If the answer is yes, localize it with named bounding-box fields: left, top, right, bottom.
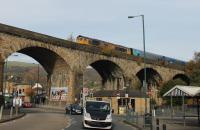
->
left=67, top=33, right=75, bottom=42
left=194, top=52, right=200, bottom=62
left=186, top=52, right=200, bottom=86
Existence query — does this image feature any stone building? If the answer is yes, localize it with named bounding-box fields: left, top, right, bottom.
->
left=92, top=90, right=150, bottom=115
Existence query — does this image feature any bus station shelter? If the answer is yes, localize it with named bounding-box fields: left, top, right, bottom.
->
left=163, top=85, right=200, bottom=124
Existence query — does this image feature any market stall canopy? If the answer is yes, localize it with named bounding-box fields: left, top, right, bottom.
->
left=32, top=83, right=43, bottom=89
left=163, top=85, right=200, bottom=97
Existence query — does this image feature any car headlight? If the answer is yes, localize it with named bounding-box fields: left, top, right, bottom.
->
left=85, top=112, right=91, bottom=118
left=106, top=114, right=112, bottom=120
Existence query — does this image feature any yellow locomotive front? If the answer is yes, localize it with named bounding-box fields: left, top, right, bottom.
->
left=76, top=35, right=90, bottom=45
left=76, top=35, right=131, bottom=55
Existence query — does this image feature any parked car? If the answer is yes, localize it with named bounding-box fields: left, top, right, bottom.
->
left=65, top=104, right=71, bottom=114
left=22, top=102, right=32, bottom=108
left=65, top=104, right=83, bottom=115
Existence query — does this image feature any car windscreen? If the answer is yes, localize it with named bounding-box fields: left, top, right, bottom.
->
left=86, top=101, right=110, bottom=113
left=71, top=104, right=82, bottom=110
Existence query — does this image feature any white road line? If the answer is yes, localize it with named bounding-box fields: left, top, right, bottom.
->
left=65, top=116, right=73, bottom=129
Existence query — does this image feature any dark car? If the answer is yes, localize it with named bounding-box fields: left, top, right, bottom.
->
left=65, top=104, right=83, bottom=115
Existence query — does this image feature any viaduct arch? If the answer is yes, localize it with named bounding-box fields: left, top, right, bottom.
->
left=0, top=23, right=188, bottom=105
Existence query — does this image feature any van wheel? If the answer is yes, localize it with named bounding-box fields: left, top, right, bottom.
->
left=82, top=123, right=85, bottom=129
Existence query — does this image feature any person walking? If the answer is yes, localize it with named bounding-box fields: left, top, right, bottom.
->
left=13, top=96, right=22, bottom=115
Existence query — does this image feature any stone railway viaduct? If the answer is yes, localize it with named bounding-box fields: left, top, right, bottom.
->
left=0, top=23, right=189, bottom=105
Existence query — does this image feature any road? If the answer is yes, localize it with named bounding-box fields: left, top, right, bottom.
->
left=65, top=115, right=136, bottom=130
left=0, top=108, right=136, bottom=130
left=0, top=108, right=69, bottom=130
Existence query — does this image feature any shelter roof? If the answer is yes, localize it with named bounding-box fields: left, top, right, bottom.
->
left=32, top=83, right=42, bottom=89
left=163, top=85, right=200, bottom=97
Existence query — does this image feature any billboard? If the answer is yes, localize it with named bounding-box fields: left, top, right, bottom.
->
left=50, top=87, right=68, bottom=101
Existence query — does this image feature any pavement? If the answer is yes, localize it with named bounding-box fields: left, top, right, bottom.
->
left=0, top=107, right=25, bottom=123
left=123, top=115, right=200, bottom=130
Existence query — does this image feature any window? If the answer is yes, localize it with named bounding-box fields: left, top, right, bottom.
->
left=92, top=40, right=101, bottom=46
left=115, top=47, right=127, bottom=52
left=96, top=98, right=102, bottom=101
left=19, top=89, right=21, bottom=94
left=118, top=98, right=130, bottom=107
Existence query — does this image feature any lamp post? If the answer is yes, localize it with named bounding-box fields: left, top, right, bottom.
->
left=128, top=16, right=151, bottom=129
left=4, top=59, right=8, bottom=97
left=37, top=64, right=40, bottom=104
left=128, top=15, right=147, bottom=114
left=4, top=54, right=18, bottom=97
left=37, top=64, right=39, bottom=96
left=33, top=63, right=40, bottom=104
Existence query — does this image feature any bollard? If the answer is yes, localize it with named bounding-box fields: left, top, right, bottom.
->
left=136, top=112, right=139, bottom=125
left=163, top=124, right=166, bottom=130
left=153, top=109, right=156, bottom=117
left=10, top=106, right=13, bottom=118
left=156, top=118, right=159, bottom=130
left=0, top=105, right=4, bottom=120
left=15, top=105, right=18, bottom=116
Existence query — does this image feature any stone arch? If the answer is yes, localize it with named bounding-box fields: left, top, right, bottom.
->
left=17, top=47, right=71, bottom=74
left=0, top=33, right=75, bottom=71
left=3, top=46, right=72, bottom=104
left=136, top=67, right=163, bottom=89
left=173, top=73, right=190, bottom=85
left=84, top=59, right=125, bottom=90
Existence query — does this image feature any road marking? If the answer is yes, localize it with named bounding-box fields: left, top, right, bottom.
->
left=65, top=116, right=73, bottom=129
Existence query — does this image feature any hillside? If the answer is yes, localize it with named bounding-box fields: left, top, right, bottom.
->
left=5, top=61, right=47, bottom=86
left=7, top=61, right=36, bottom=68
left=5, top=61, right=102, bottom=89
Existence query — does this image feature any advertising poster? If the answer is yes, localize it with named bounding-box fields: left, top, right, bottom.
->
left=50, top=87, right=68, bottom=101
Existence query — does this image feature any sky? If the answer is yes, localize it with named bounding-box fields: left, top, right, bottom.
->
left=1, top=0, right=200, bottom=62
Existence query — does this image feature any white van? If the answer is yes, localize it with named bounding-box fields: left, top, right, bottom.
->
left=82, top=100, right=112, bottom=129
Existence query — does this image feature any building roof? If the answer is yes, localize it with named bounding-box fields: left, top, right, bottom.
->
left=93, top=90, right=147, bottom=98
left=163, top=85, right=200, bottom=97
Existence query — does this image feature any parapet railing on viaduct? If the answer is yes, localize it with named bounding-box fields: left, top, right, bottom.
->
left=0, top=23, right=185, bottom=71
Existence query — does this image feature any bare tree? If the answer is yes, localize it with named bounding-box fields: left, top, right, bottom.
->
left=67, top=33, right=75, bottom=42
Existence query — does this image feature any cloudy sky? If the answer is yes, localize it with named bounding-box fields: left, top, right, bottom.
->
left=1, top=0, right=200, bottom=62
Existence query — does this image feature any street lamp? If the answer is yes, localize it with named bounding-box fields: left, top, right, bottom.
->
left=37, top=64, right=39, bottom=97
left=4, top=59, right=8, bottom=97
left=128, top=15, right=147, bottom=114
left=33, top=63, right=40, bottom=104
left=4, top=54, right=18, bottom=97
